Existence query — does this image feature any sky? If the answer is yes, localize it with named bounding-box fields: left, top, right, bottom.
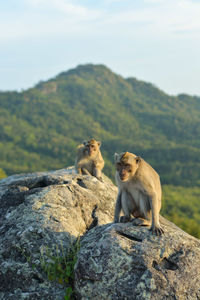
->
left=1, top=0, right=200, bottom=95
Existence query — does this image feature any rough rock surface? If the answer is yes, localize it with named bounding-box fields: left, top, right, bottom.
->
left=0, top=167, right=117, bottom=300
left=75, top=216, right=200, bottom=300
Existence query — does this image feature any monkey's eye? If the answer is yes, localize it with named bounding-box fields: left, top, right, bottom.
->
left=124, top=164, right=131, bottom=168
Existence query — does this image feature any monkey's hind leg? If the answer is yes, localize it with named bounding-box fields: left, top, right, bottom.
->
left=81, top=167, right=91, bottom=176
left=120, top=191, right=134, bottom=223
left=120, top=216, right=132, bottom=223
left=132, top=217, right=151, bottom=227
left=131, top=196, right=151, bottom=227
left=92, top=167, right=103, bottom=181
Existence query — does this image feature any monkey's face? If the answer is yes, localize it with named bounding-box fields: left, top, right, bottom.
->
left=116, top=162, right=133, bottom=181
left=115, top=152, right=141, bottom=181
left=84, top=140, right=100, bottom=158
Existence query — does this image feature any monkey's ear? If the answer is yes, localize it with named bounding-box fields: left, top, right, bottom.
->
left=97, top=141, right=101, bottom=147
left=114, top=153, right=119, bottom=162
left=121, top=152, right=129, bottom=159
left=135, top=156, right=141, bottom=164
left=83, top=140, right=87, bottom=145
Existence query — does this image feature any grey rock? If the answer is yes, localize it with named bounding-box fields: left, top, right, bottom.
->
left=74, top=216, right=200, bottom=300
left=2, top=167, right=199, bottom=300
left=0, top=167, right=117, bottom=299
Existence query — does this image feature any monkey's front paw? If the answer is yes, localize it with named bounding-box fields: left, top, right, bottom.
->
left=120, top=216, right=131, bottom=223
left=149, top=226, right=164, bottom=236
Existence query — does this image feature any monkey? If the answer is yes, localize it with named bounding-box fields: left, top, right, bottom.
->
left=114, top=152, right=164, bottom=235
left=75, top=139, right=105, bottom=180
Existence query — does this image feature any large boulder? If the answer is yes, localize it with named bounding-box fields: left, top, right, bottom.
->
left=75, top=216, right=200, bottom=300
left=1, top=167, right=200, bottom=300
left=0, top=168, right=117, bottom=299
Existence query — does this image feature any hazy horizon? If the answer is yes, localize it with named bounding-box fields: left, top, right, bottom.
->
left=1, top=63, right=199, bottom=98
left=1, top=0, right=200, bottom=96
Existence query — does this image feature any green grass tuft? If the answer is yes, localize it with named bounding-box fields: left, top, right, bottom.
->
left=40, top=238, right=80, bottom=300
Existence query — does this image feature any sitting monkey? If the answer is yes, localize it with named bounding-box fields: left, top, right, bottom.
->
left=114, top=152, right=164, bottom=235
left=75, top=139, right=104, bottom=180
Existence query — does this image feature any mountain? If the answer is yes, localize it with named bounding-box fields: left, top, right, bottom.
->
left=0, top=64, right=200, bottom=186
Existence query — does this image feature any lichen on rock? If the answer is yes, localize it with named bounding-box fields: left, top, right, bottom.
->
left=74, top=217, right=200, bottom=300
left=1, top=167, right=200, bottom=299
left=0, top=167, right=117, bottom=299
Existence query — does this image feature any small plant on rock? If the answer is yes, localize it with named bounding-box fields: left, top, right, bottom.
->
left=40, top=238, right=80, bottom=300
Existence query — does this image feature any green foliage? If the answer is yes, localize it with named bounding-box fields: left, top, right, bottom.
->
left=162, top=185, right=200, bottom=238
left=0, top=168, right=6, bottom=180
left=0, top=64, right=200, bottom=238
left=40, top=239, right=80, bottom=300
left=0, top=64, right=200, bottom=186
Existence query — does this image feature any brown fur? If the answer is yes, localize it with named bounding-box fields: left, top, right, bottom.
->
left=75, top=139, right=104, bottom=180
left=114, top=152, right=164, bottom=235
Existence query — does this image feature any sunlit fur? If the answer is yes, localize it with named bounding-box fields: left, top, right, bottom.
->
left=114, top=152, right=164, bottom=236
left=75, top=138, right=104, bottom=180
left=83, top=139, right=100, bottom=158
left=115, top=152, right=140, bottom=181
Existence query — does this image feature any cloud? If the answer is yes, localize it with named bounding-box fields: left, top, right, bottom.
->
left=0, top=0, right=200, bottom=42
left=144, top=0, right=165, bottom=3
left=0, top=0, right=103, bottom=41
left=0, top=0, right=200, bottom=94
left=103, top=0, right=200, bottom=37
left=26, top=0, right=101, bottom=19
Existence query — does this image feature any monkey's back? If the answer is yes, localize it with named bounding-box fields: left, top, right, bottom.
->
left=136, top=159, right=162, bottom=206
left=75, top=144, right=84, bottom=168
left=75, top=144, right=92, bottom=173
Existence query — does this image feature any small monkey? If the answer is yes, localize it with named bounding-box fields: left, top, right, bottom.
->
left=114, top=152, right=164, bottom=235
left=75, top=139, right=104, bottom=180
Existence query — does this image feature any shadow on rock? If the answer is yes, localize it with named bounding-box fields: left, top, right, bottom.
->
left=0, top=167, right=117, bottom=299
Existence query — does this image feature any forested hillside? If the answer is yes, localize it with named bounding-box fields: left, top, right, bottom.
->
left=0, top=64, right=200, bottom=237
left=0, top=64, right=200, bottom=185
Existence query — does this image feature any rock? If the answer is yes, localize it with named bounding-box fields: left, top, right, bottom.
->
left=2, top=167, right=199, bottom=300
left=0, top=167, right=117, bottom=299
left=74, top=216, right=200, bottom=300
